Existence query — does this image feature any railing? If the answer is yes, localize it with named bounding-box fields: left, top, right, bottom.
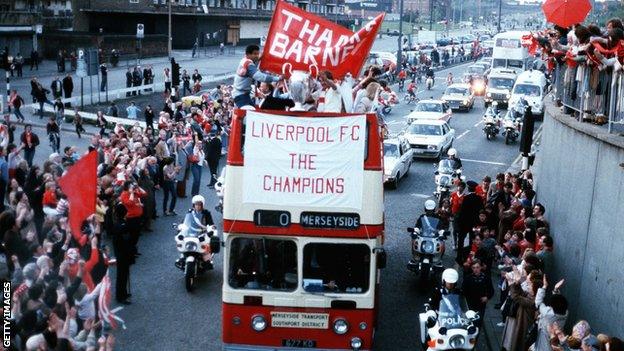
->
left=609, top=70, right=624, bottom=133
left=553, top=59, right=623, bottom=133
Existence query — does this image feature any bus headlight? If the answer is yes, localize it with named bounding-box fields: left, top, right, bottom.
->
left=251, top=315, right=267, bottom=332
left=449, top=335, right=465, bottom=348
left=351, top=337, right=363, bottom=350
left=333, top=318, right=349, bottom=335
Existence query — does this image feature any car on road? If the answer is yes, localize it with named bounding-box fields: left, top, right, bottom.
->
left=383, top=137, right=413, bottom=189
left=463, top=64, right=488, bottom=95
left=403, top=119, right=455, bottom=159
left=406, top=100, right=453, bottom=124
left=441, top=83, right=474, bottom=112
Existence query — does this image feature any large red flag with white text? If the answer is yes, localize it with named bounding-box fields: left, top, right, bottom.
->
left=58, top=151, right=98, bottom=246
left=260, top=0, right=385, bottom=79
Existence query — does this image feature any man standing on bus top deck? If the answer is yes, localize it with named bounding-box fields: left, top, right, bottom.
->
left=233, top=44, right=283, bottom=108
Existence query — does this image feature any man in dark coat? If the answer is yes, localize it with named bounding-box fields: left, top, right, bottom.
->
left=51, top=76, right=63, bottom=99
left=110, top=204, right=133, bottom=304
left=126, top=68, right=133, bottom=97
left=30, top=49, right=39, bottom=70
left=461, top=258, right=494, bottom=327
left=132, top=67, right=143, bottom=96
left=457, top=180, right=483, bottom=265
left=62, top=74, right=73, bottom=107
left=204, top=132, right=222, bottom=187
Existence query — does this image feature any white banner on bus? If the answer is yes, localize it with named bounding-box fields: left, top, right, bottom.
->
left=242, top=111, right=366, bottom=210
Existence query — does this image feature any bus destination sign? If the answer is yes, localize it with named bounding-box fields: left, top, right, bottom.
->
left=300, top=212, right=360, bottom=230
left=254, top=210, right=291, bottom=227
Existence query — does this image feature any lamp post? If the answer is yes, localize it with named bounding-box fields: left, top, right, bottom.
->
left=168, top=0, right=172, bottom=59
left=497, top=0, right=502, bottom=33
left=396, top=0, right=404, bottom=75
left=429, top=0, right=434, bottom=30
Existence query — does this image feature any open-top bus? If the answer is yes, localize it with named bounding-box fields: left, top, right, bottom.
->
left=222, top=109, right=385, bottom=351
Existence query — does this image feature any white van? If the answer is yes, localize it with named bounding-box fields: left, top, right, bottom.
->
left=509, top=70, right=547, bottom=118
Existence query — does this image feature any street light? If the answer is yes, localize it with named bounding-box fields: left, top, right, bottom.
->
left=396, top=0, right=404, bottom=74
left=497, top=0, right=502, bottom=33
left=429, top=0, right=434, bottom=31
left=168, top=0, right=172, bottom=59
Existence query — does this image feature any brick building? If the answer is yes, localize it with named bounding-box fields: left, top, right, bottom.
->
left=72, top=0, right=349, bottom=49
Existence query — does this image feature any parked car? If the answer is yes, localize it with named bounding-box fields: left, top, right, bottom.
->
left=383, top=137, right=413, bottom=189
left=441, top=83, right=475, bottom=112
left=403, top=119, right=455, bottom=159
left=406, top=100, right=453, bottom=124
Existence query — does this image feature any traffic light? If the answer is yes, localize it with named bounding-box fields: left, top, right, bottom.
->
left=171, top=57, right=180, bottom=87
left=519, top=107, right=535, bottom=154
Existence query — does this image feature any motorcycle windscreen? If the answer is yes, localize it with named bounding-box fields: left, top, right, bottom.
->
left=438, top=294, right=471, bottom=329
left=420, top=216, right=441, bottom=237
left=437, top=160, right=455, bottom=174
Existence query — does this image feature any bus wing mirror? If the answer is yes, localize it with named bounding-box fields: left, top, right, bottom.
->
left=376, top=248, right=387, bottom=269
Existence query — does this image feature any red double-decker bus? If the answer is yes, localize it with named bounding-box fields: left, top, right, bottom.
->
left=221, top=109, right=385, bottom=351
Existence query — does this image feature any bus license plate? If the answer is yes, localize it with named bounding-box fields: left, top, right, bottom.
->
left=282, top=339, right=317, bottom=348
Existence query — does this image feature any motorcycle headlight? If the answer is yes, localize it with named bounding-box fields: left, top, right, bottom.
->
left=428, top=144, right=438, bottom=150
left=449, top=335, right=466, bottom=348
left=184, top=242, right=198, bottom=251
left=251, top=315, right=267, bottom=332
left=439, top=176, right=451, bottom=187
left=351, top=337, right=363, bottom=350
left=421, top=240, right=434, bottom=253
left=333, top=319, right=349, bottom=335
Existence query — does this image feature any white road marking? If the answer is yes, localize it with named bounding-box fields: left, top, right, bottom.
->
left=410, top=193, right=432, bottom=199
left=387, top=120, right=405, bottom=125
left=462, top=158, right=509, bottom=166
left=456, top=130, right=470, bottom=139
left=473, top=120, right=483, bottom=127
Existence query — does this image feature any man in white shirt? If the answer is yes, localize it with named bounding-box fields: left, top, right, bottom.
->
left=317, top=71, right=344, bottom=113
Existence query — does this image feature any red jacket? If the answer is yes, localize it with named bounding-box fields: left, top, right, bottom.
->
left=120, top=189, right=146, bottom=218
left=450, top=192, right=464, bottom=215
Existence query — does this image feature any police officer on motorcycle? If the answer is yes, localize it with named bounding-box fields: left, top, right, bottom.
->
left=447, top=148, right=463, bottom=170
left=425, top=66, right=435, bottom=80
left=429, top=268, right=462, bottom=311
left=188, top=195, right=216, bottom=268
left=416, top=200, right=442, bottom=230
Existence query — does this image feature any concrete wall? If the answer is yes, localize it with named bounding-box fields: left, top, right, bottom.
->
left=534, top=103, right=624, bottom=337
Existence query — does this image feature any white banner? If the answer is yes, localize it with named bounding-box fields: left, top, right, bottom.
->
left=242, top=111, right=366, bottom=210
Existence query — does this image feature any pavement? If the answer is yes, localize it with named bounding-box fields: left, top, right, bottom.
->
left=6, top=36, right=535, bottom=350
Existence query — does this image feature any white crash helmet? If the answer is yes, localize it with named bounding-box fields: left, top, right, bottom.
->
left=447, top=148, right=457, bottom=157
left=192, top=195, right=205, bottom=207
left=424, top=199, right=436, bottom=211
left=442, top=268, right=459, bottom=284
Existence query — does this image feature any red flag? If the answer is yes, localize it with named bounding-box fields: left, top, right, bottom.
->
left=260, top=0, right=384, bottom=79
left=58, top=151, right=98, bottom=246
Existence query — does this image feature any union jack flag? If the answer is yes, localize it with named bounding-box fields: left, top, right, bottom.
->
left=98, top=271, right=126, bottom=330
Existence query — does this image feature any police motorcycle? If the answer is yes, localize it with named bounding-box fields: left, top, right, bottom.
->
left=420, top=269, right=480, bottom=351
left=501, top=110, right=521, bottom=145
left=407, top=200, right=447, bottom=281
left=501, top=98, right=527, bottom=144
left=482, top=102, right=501, bottom=140
left=173, top=196, right=221, bottom=292
left=434, top=151, right=464, bottom=207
